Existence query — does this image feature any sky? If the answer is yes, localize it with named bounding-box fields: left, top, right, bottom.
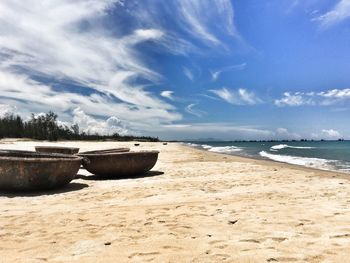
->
left=0, top=0, right=350, bottom=140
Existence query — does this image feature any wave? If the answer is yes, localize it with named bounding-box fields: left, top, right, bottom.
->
left=208, top=146, right=242, bottom=154
left=185, top=143, right=242, bottom=154
left=201, top=144, right=212, bottom=149
left=270, top=144, right=315, bottom=151
left=259, top=151, right=335, bottom=171
left=185, top=143, right=201, bottom=148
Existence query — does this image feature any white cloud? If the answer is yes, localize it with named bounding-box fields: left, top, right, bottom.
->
left=176, top=0, right=240, bottom=46
left=322, top=129, right=341, bottom=138
left=158, top=122, right=273, bottom=140
left=0, top=71, right=181, bottom=127
left=183, top=67, right=194, bottom=81
left=274, top=92, right=312, bottom=106
left=318, top=88, right=350, bottom=98
left=0, top=104, right=16, bottom=118
left=185, top=103, right=205, bottom=117
left=210, top=63, right=247, bottom=81
left=72, top=107, right=130, bottom=136
left=209, top=88, right=262, bottom=105
left=160, top=90, right=175, bottom=100
left=275, top=88, right=350, bottom=107
left=315, top=0, right=350, bottom=28
left=0, top=0, right=182, bottom=129
left=275, top=127, right=301, bottom=139
left=128, top=0, right=241, bottom=50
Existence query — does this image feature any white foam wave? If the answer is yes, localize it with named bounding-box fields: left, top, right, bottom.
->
left=259, top=151, right=335, bottom=170
left=208, top=146, right=242, bottom=154
left=186, top=143, right=201, bottom=148
left=270, top=144, right=315, bottom=151
left=201, top=144, right=212, bottom=149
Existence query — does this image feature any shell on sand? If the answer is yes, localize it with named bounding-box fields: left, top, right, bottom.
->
left=0, top=151, right=82, bottom=191
left=35, top=146, right=80, bottom=155
left=79, top=151, right=159, bottom=178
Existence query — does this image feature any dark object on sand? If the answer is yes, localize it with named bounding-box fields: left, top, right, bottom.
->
left=79, top=151, right=159, bottom=178
left=0, top=151, right=82, bottom=191
left=35, top=146, right=80, bottom=155
left=163, top=142, right=168, bottom=145
left=79, top=148, right=130, bottom=154
left=134, top=143, right=140, bottom=146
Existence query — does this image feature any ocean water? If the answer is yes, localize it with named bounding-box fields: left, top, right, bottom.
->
left=184, top=141, right=350, bottom=173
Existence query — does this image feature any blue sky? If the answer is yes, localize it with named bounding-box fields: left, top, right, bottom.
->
left=0, top=0, right=350, bottom=140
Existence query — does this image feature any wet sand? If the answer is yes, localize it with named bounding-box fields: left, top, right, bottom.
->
left=1, top=139, right=350, bottom=262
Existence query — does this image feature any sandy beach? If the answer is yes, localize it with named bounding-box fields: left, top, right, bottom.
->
left=1, top=140, right=350, bottom=262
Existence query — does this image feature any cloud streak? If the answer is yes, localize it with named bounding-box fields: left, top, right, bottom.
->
left=210, top=63, right=247, bottom=81
left=0, top=0, right=182, bottom=132
left=185, top=103, right=206, bottom=117
left=315, top=0, right=350, bottom=28
left=209, top=88, right=262, bottom=105
left=275, top=88, right=350, bottom=107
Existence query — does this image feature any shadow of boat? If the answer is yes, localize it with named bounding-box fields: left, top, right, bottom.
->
left=76, top=170, right=164, bottom=181
left=0, top=182, right=88, bottom=197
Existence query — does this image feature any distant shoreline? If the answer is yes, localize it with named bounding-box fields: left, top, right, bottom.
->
left=180, top=142, right=350, bottom=178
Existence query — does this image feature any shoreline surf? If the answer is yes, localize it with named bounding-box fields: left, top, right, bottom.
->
left=183, top=141, right=350, bottom=175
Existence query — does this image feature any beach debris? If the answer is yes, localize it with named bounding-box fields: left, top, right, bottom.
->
left=104, top=242, right=111, bottom=246
left=0, top=151, right=82, bottom=191
left=267, top=258, right=278, bottom=262
left=134, top=143, right=140, bottom=146
left=228, top=220, right=238, bottom=225
left=79, top=151, right=159, bottom=178
left=35, top=146, right=80, bottom=155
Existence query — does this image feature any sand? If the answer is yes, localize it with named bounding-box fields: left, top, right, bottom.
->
left=1, top=139, right=350, bottom=262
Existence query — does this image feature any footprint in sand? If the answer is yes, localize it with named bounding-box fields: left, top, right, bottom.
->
left=128, top=251, right=160, bottom=261
left=162, top=245, right=183, bottom=251
left=330, top=233, right=350, bottom=238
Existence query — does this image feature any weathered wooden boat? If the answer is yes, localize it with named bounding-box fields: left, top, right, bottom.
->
left=0, top=151, right=82, bottom=191
left=79, top=148, right=130, bottom=154
left=79, top=151, right=159, bottom=178
left=35, top=146, right=80, bottom=155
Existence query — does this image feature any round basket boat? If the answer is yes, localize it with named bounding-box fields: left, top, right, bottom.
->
left=35, top=146, right=80, bottom=155
left=0, top=151, right=82, bottom=191
left=79, top=151, right=159, bottom=178
left=79, top=148, right=130, bottom=154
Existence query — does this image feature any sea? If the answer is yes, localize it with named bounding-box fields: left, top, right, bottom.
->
left=184, top=140, right=350, bottom=173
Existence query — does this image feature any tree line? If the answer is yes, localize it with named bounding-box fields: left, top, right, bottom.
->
left=0, top=111, right=159, bottom=142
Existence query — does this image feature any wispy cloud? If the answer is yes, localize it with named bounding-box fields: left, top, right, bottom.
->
left=177, top=0, right=239, bottom=46
left=322, top=129, right=342, bottom=138
left=274, top=92, right=314, bottom=106
left=183, top=67, right=194, bottom=81
left=209, top=88, right=262, bottom=105
left=275, top=127, right=301, bottom=140
left=210, top=63, right=247, bottom=81
left=275, top=88, right=350, bottom=106
left=128, top=0, right=241, bottom=50
left=314, top=0, right=350, bottom=28
left=0, top=0, right=182, bottom=130
left=159, top=122, right=273, bottom=140
left=185, top=103, right=206, bottom=117
left=160, top=90, right=175, bottom=100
